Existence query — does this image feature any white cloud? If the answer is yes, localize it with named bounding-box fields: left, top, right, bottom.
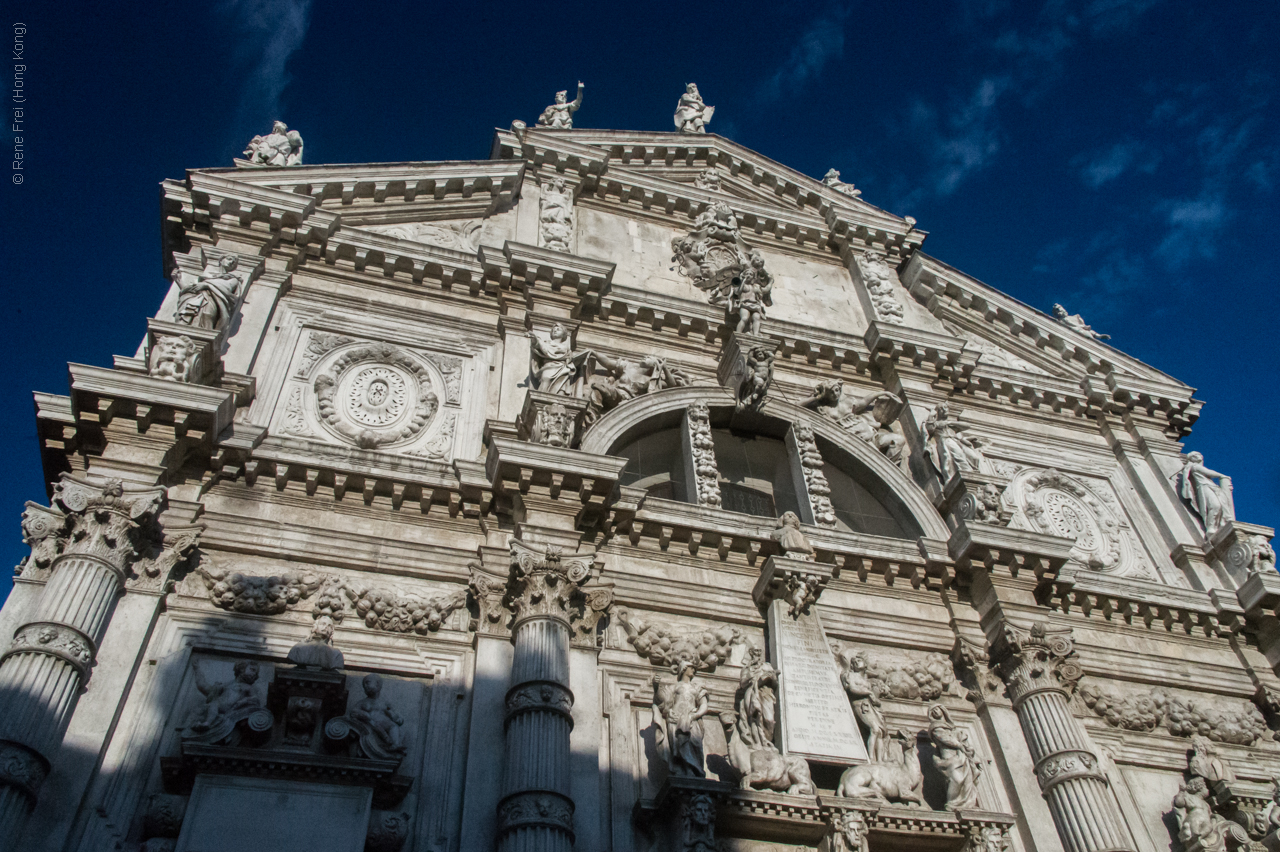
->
left=757, top=5, right=853, bottom=103
left=219, top=0, right=313, bottom=123
left=1075, top=140, right=1159, bottom=187
left=912, top=77, right=1009, bottom=195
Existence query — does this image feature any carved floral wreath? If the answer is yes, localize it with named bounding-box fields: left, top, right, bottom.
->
left=313, top=344, right=439, bottom=449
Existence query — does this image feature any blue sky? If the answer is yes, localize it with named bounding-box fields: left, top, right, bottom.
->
left=0, top=1, right=1276, bottom=601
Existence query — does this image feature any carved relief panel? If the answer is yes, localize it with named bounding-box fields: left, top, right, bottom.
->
left=1004, top=467, right=1158, bottom=580
left=274, top=331, right=467, bottom=461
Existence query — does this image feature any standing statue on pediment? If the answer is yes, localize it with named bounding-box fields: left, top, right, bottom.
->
left=674, top=83, right=714, bottom=133
left=529, top=323, right=589, bottom=397
left=174, top=255, right=245, bottom=331
left=924, top=403, right=986, bottom=483
left=1173, top=451, right=1235, bottom=539
left=1052, top=304, right=1110, bottom=340
left=653, top=661, right=711, bottom=777
left=241, top=120, right=303, bottom=166
left=836, top=650, right=888, bottom=762
left=537, top=82, right=584, bottom=129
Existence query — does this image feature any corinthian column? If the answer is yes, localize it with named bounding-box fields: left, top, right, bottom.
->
left=990, top=621, right=1133, bottom=852
left=0, top=476, right=165, bottom=852
left=496, top=542, right=595, bottom=852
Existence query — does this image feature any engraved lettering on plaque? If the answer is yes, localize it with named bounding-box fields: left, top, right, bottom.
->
left=767, top=600, right=867, bottom=764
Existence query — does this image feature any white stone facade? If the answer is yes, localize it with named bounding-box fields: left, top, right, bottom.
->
left=0, top=124, right=1276, bottom=852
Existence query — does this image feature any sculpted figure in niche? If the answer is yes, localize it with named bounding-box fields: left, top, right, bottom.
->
left=924, top=403, right=986, bottom=483
left=346, top=673, right=407, bottom=760
left=287, top=615, right=345, bottom=671
left=674, top=83, right=714, bottom=133
left=727, top=251, right=773, bottom=335
left=180, top=660, right=266, bottom=746
left=242, top=120, right=304, bottom=166
left=1052, top=303, right=1110, bottom=340
left=653, top=660, right=711, bottom=778
left=836, top=650, right=889, bottom=762
left=1173, top=452, right=1235, bottom=538
left=175, top=256, right=244, bottom=331
left=583, top=353, right=690, bottom=426
left=803, top=380, right=906, bottom=465
left=536, top=82, right=584, bottom=129
left=528, top=323, right=588, bottom=397
left=774, top=511, right=815, bottom=561
left=737, top=646, right=777, bottom=750
left=928, top=705, right=981, bottom=810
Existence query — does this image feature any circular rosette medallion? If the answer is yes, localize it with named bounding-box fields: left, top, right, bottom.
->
left=314, top=344, right=439, bottom=449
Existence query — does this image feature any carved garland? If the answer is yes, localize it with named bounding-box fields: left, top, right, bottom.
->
left=793, top=423, right=837, bottom=527
left=687, top=402, right=722, bottom=508
left=614, top=609, right=742, bottom=671
left=1078, top=681, right=1271, bottom=745
left=857, top=251, right=905, bottom=321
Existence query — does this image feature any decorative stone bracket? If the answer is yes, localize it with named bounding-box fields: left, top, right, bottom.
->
left=717, top=331, right=779, bottom=414
left=937, top=471, right=1013, bottom=528
left=517, top=390, right=588, bottom=449
left=752, top=556, right=833, bottom=617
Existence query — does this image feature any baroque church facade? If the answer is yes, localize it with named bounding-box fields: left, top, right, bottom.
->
left=1, top=89, right=1277, bottom=852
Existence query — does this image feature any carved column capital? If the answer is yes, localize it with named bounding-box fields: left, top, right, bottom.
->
left=50, top=475, right=166, bottom=578
left=507, top=541, right=595, bottom=626
left=989, top=620, right=1083, bottom=705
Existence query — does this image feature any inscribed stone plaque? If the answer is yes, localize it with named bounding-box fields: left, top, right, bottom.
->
left=175, top=776, right=372, bottom=852
left=766, top=599, right=868, bottom=764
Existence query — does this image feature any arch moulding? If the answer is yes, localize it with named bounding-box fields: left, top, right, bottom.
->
left=579, top=384, right=950, bottom=541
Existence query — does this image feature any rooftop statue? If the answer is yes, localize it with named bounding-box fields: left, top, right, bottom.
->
left=537, top=82, right=584, bottom=129
left=674, top=83, right=714, bottom=133
left=1052, top=303, right=1110, bottom=340
left=823, top=168, right=861, bottom=197
left=240, top=120, right=304, bottom=167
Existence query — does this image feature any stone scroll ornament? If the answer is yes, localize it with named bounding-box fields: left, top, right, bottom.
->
left=536, top=81, right=584, bottom=129
left=313, top=343, right=439, bottom=449
left=803, top=380, right=907, bottom=466
left=238, top=120, right=303, bottom=166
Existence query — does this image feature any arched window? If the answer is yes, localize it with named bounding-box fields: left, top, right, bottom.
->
left=611, top=407, right=916, bottom=540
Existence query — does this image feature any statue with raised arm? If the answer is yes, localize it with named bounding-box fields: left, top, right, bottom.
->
left=1052, top=303, right=1110, bottom=340
left=174, top=254, right=245, bottom=331
left=674, top=83, right=714, bottom=133
left=1173, top=451, right=1235, bottom=538
left=528, top=322, right=588, bottom=397
left=924, top=403, right=986, bottom=482
left=653, top=661, right=710, bottom=777
left=180, top=659, right=266, bottom=746
left=537, top=82, right=584, bottom=129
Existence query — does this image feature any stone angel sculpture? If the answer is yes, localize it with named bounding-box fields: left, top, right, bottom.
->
left=652, top=660, right=710, bottom=777
left=537, top=82, right=584, bottom=129
left=674, top=83, right=714, bottom=133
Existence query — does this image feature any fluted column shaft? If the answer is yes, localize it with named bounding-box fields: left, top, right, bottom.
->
left=498, top=614, right=575, bottom=852
left=0, top=479, right=164, bottom=852
left=997, top=627, right=1134, bottom=852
